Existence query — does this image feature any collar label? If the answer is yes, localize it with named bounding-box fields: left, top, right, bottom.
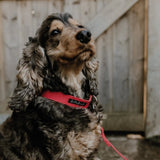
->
left=68, top=99, right=87, bottom=106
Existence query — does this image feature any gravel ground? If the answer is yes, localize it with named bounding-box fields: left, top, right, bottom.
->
left=98, top=134, right=160, bottom=160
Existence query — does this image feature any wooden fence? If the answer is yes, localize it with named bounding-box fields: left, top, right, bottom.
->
left=0, top=0, right=147, bottom=131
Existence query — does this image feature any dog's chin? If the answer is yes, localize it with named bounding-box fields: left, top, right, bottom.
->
left=58, top=50, right=95, bottom=64
left=78, top=50, right=95, bottom=61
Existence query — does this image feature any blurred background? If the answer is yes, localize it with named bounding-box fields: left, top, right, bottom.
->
left=0, top=0, right=160, bottom=158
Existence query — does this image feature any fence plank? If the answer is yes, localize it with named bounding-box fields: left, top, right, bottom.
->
left=143, top=0, right=148, bottom=124
left=96, top=0, right=114, bottom=113
left=128, top=0, right=144, bottom=112
left=146, top=0, right=160, bottom=138
left=31, top=0, right=49, bottom=35
left=1, top=1, right=19, bottom=97
left=112, top=16, right=129, bottom=112
left=97, top=0, right=145, bottom=113
left=103, top=113, right=144, bottom=131
left=48, top=0, right=64, bottom=14
left=87, top=0, right=139, bottom=39
left=97, top=29, right=113, bottom=113
left=17, top=1, right=33, bottom=54
left=79, top=0, right=96, bottom=25
left=63, top=0, right=73, bottom=15
left=0, top=2, right=6, bottom=112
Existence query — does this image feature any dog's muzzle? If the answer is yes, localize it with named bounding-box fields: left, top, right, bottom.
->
left=76, top=30, right=91, bottom=44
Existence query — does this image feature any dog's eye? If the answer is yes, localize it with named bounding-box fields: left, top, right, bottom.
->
left=50, top=29, right=61, bottom=36
left=78, top=25, right=84, bottom=28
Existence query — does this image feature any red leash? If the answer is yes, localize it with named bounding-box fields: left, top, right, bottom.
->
left=42, top=91, right=128, bottom=160
left=101, top=127, right=128, bottom=160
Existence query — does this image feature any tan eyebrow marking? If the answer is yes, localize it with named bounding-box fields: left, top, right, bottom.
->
left=68, top=18, right=79, bottom=26
left=49, top=20, right=64, bottom=33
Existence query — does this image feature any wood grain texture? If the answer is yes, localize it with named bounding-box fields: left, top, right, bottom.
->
left=112, top=17, right=130, bottom=112
left=97, top=0, right=144, bottom=114
left=17, top=1, right=33, bottom=53
left=48, top=0, right=64, bottom=15
left=146, top=0, right=160, bottom=138
left=96, top=0, right=113, bottom=113
left=1, top=1, right=19, bottom=98
left=97, top=29, right=113, bottom=113
left=31, top=1, right=49, bottom=35
left=103, top=113, right=144, bottom=131
left=0, top=0, right=146, bottom=131
left=128, top=0, right=144, bottom=113
left=87, top=0, right=139, bottom=39
left=143, top=0, right=148, bottom=127
left=0, top=2, right=7, bottom=112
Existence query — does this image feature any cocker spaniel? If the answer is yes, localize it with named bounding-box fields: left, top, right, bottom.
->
left=0, top=13, right=103, bottom=160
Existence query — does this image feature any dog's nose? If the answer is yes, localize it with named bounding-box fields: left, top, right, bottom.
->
left=76, top=30, right=91, bottom=44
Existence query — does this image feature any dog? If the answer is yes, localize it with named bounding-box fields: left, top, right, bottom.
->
left=0, top=13, right=103, bottom=160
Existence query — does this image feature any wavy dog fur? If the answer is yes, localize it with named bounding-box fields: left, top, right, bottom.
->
left=0, top=13, right=103, bottom=160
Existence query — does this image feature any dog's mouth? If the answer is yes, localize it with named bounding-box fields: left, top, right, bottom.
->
left=59, top=49, right=94, bottom=63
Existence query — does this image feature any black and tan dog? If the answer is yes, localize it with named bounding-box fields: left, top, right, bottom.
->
left=0, top=13, right=103, bottom=160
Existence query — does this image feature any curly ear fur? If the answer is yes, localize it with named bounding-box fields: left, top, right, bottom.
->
left=9, top=39, right=47, bottom=111
left=8, top=13, right=72, bottom=112
left=83, top=57, right=99, bottom=97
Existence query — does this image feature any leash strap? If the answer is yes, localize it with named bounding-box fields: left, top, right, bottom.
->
left=42, top=91, right=128, bottom=160
left=101, top=127, right=128, bottom=160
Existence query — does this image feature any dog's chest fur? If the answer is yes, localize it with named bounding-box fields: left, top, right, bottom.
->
left=57, top=63, right=85, bottom=98
left=33, top=97, right=102, bottom=160
left=41, top=106, right=102, bottom=160
left=66, top=119, right=101, bottom=159
left=61, top=71, right=85, bottom=98
left=42, top=64, right=102, bottom=159
left=66, top=131, right=101, bottom=159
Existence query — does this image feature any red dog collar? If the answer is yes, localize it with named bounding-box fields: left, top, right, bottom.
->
left=42, top=91, right=128, bottom=160
left=42, top=91, right=92, bottom=109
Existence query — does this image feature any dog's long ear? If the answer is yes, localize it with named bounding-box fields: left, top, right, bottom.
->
left=83, top=57, right=99, bottom=96
left=9, top=39, right=47, bottom=112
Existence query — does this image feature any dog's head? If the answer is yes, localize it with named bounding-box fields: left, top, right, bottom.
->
left=9, top=13, right=98, bottom=112
left=37, top=13, right=95, bottom=64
